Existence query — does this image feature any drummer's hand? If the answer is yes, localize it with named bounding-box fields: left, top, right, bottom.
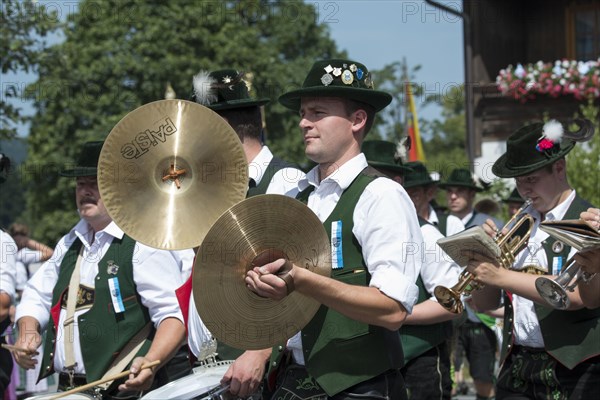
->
left=13, top=330, right=41, bottom=370
left=118, top=356, right=156, bottom=392
left=222, top=349, right=271, bottom=397
left=246, top=258, right=295, bottom=300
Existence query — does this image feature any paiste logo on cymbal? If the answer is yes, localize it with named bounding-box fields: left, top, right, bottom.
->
left=120, top=117, right=177, bottom=159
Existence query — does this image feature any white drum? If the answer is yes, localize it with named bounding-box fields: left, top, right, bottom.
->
left=25, top=393, right=95, bottom=399
left=141, top=360, right=234, bottom=400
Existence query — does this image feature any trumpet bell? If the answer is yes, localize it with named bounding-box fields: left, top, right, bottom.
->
left=434, top=286, right=464, bottom=314
left=535, top=277, right=570, bottom=310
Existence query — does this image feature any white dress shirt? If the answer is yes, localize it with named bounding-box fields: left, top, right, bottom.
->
left=419, top=224, right=462, bottom=300
left=248, top=146, right=305, bottom=197
left=511, top=190, right=577, bottom=348
left=428, top=206, right=465, bottom=237
left=1, top=231, right=17, bottom=302
left=287, top=153, right=422, bottom=364
left=16, top=220, right=184, bottom=374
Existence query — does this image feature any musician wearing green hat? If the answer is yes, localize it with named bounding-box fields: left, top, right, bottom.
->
left=465, top=119, right=600, bottom=399
left=364, top=155, right=461, bottom=399
left=245, top=59, right=422, bottom=399
left=192, top=69, right=304, bottom=197
left=187, top=68, right=305, bottom=397
left=14, top=141, right=189, bottom=397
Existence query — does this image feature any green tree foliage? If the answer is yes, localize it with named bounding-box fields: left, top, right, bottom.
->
left=567, top=99, right=600, bottom=206
left=1, top=0, right=59, bottom=139
left=420, top=85, right=469, bottom=179
left=23, top=0, right=342, bottom=243
left=373, top=59, right=423, bottom=141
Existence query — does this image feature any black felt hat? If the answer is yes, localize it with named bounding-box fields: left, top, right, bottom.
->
left=60, top=141, right=103, bottom=177
left=492, top=119, right=594, bottom=178
left=403, top=161, right=435, bottom=188
left=439, top=168, right=486, bottom=192
left=363, top=140, right=411, bottom=174
left=192, top=69, right=270, bottom=111
left=503, top=188, right=525, bottom=204
left=279, top=59, right=392, bottom=112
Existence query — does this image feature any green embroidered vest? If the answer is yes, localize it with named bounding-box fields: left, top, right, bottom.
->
left=501, top=195, right=600, bottom=369
left=399, top=217, right=453, bottom=363
left=270, top=168, right=403, bottom=396
left=40, top=235, right=153, bottom=382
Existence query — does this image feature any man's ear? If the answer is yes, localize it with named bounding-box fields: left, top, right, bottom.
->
left=350, top=109, right=368, bottom=134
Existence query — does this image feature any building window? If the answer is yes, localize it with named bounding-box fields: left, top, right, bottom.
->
left=567, top=4, right=600, bottom=60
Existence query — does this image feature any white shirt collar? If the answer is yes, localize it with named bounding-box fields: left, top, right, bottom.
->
left=461, top=210, right=474, bottom=226
left=529, top=189, right=576, bottom=223
left=71, top=219, right=124, bottom=248
left=428, top=205, right=439, bottom=224
left=298, top=153, right=367, bottom=192
left=248, top=146, right=274, bottom=185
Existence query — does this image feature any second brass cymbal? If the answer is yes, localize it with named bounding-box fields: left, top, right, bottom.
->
left=98, top=99, right=248, bottom=250
left=194, top=194, right=331, bottom=350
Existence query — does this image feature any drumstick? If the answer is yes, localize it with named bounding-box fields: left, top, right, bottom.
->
left=49, top=360, right=161, bottom=400
left=1, top=343, right=37, bottom=355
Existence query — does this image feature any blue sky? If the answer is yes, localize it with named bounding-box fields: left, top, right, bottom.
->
left=323, top=0, right=464, bottom=120
left=4, top=0, right=464, bottom=137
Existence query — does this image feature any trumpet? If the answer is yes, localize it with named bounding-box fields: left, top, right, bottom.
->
left=434, top=199, right=534, bottom=313
left=535, top=254, right=597, bottom=310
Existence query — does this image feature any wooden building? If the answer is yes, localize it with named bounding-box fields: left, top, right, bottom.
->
left=461, top=0, right=599, bottom=171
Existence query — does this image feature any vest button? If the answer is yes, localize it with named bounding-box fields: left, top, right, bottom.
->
left=271, top=361, right=277, bottom=367
left=278, top=346, right=283, bottom=351
left=49, top=353, right=54, bottom=357
left=46, top=366, right=51, bottom=371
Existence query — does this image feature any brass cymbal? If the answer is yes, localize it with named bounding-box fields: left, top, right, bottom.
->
left=98, top=99, right=247, bottom=250
left=194, top=194, right=331, bottom=350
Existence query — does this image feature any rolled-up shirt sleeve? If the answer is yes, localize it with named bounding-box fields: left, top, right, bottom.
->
left=353, top=178, right=421, bottom=313
left=132, top=244, right=185, bottom=327
left=15, top=243, right=64, bottom=330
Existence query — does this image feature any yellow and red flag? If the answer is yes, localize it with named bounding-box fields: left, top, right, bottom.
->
left=405, top=82, right=425, bottom=162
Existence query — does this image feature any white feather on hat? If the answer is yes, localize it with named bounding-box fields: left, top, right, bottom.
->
left=193, top=71, right=218, bottom=106
left=395, top=136, right=410, bottom=163
left=542, top=120, right=564, bottom=142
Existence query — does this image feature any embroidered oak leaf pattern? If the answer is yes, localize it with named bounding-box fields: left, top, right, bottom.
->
left=296, top=376, right=320, bottom=391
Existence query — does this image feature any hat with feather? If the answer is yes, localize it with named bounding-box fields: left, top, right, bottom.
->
left=191, top=69, right=270, bottom=111
left=362, top=139, right=412, bottom=175
left=492, top=119, right=595, bottom=178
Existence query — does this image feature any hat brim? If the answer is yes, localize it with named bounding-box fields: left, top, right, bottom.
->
left=60, top=167, right=98, bottom=177
left=279, top=87, right=392, bottom=112
left=438, top=182, right=483, bottom=192
left=369, top=161, right=412, bottom=175
left=207, top=98, right=270, bottom=111
left=492, top=141, right=575, bottom=178
left=403, top=179, right=435, bottom=189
